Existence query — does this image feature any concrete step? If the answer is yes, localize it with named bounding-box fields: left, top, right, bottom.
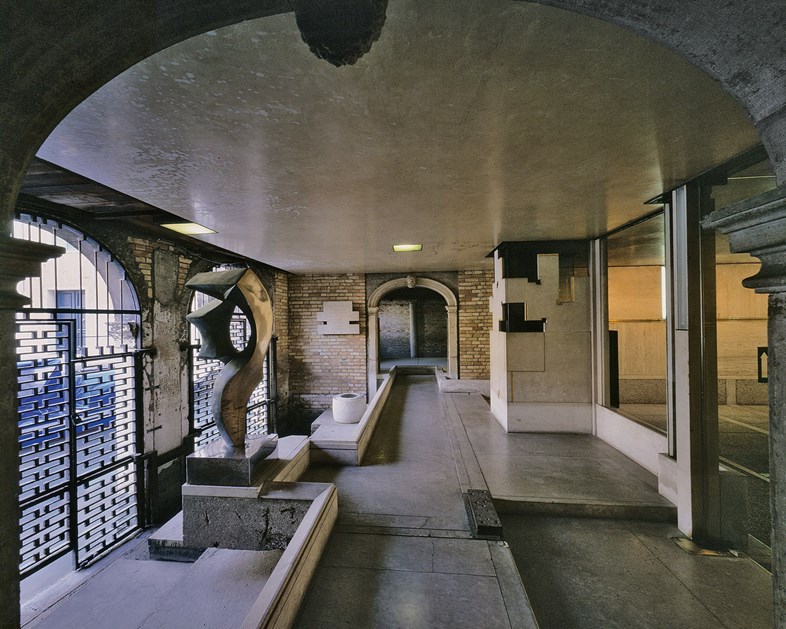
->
left=494, top=497, right=677, bottom=522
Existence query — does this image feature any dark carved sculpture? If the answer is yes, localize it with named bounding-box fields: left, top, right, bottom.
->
left=186, top=269, right=273, bottom=448
left=292, top=0, right=388, bottom=67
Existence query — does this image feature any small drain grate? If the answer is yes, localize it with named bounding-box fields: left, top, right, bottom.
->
left=464, top=489, right=502, bottom=540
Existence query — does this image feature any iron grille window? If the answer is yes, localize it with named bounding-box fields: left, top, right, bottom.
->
left=14, top=214, right=143, bottom=577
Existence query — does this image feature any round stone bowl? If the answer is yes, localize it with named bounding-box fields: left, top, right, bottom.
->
left=332, top=393, right=366, bottom=424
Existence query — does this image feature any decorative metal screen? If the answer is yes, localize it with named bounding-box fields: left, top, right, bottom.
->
left=14, top=215, right=143, bottom=577
left=17, top=316, right=72, bottom=576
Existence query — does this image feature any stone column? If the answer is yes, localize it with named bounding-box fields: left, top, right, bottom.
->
left=367, top=306, right=379, bottom=396
left=0, top=235, right=64, bottom=629
left=446, top=305, right=458, bottom=378
left=702, top=186, right=786, bottom=626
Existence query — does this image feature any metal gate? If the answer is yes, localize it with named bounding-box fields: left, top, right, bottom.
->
left=16, top=310, right=143, bottom=577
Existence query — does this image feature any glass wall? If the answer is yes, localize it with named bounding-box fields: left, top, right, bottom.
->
left=710, top=157, right=775, bottom=562
left=605, top=213, right=668, bottom=433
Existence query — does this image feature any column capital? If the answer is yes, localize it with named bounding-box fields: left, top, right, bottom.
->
left=368, top=306, right=380, bottom=316
left=445, top=305, right=458, bottom=314
left=702, top=185, right=786, bottom=293
left=0, top=236, right=64, bottom=310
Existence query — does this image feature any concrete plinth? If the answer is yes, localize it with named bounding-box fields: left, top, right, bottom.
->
left=186, top=433, right=278, bottom=487
left=182, top=482, right=326, bottom=551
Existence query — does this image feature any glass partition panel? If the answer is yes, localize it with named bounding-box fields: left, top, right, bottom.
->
left=606, top=213, right=668, bottom=433
left=711, top=156, right=774, bottom=562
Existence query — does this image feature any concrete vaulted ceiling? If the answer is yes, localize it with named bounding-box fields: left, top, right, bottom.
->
left=37, top=0, right=760, bottom=274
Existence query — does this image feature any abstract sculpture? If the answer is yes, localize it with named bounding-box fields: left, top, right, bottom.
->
left=186, top=268, right=273, bottom=448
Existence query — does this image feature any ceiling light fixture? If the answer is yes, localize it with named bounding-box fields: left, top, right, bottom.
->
left=161, top=222, right=217, bottom=235
left=393, top=244, right=422, bottom=252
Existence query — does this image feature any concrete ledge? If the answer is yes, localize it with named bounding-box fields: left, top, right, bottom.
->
left=489, top=541, right=540, bottom=629
left=309, top=368, right=397, bottom=465
left=241, top=484, right=338, bottom=629
left=595, top=405, right=667, bottom=477
left=436, top=369, right=490, bottom=397
left=493, top=496, right=676, bottom=522
left=440, top=393, right=489, bottom=494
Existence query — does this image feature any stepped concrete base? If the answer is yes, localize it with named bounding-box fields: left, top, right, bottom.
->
left=182, top=482, right=320, bottom=551
left=152, top=435, right=310, bottom=560
left=148, top=512, right=204, bottom=562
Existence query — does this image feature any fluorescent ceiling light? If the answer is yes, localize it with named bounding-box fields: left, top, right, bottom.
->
left=161, top=222, right=216, bottom=235
left=393, top=243, right=422, bottom=252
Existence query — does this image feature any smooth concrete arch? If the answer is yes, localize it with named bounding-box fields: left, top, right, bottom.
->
left=4, top=1, right=786, bottom=234
left=368, top=277, right=458, bottom=393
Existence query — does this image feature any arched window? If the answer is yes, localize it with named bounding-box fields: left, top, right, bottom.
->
left=13, top=214, right=142, bottom=578
left=188, top=267, right=273, bottom=449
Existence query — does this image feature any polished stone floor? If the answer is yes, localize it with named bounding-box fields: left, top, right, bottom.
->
left=504, top=515, right=773, bottom=629
left=443, top=390, right=771, bottom=628
left=296, top=375, right=536, bottom=628
left=20, top=375, right=774, bottom=629
left=22, top=540, right=282, bottom=628
left=449, top=392, right=674, bottom=518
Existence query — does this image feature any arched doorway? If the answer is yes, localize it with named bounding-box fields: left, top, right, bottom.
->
left=367, top=277, right=458, bottom=393
left=13, top=214, right=143, bottom=580
left=378, top=287, right=448, bottom=368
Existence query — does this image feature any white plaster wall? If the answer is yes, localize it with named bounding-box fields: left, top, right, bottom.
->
left=490, top=252, right=594, bottom=432
left=506, top=403, right=593, bottom=432
left=489, top=329, right=510, bottom=431
left=595, top=405, right=668, bottom=476
left=673, top=329, right=694, bottom=536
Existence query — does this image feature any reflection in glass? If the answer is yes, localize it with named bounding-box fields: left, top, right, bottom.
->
left=710, top=156, right=774, bottom=561
left=606, top=213, right=668, bottom=434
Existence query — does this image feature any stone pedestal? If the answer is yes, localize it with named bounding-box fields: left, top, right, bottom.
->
left=186, top=433, right=278, bottom=487
left=181, top=434, right=321, bottom=553
left=182, top=482, right=321, bottom=551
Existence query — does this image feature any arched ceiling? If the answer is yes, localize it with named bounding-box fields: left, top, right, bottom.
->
left=37, top=0, right=760, bottom=273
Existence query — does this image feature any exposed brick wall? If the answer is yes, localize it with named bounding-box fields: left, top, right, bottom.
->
left=127, top=237, right=155, bottom=299
left=288, top=274, right=367, bottom=409
left=273, top=270, right=290, bottom=404
left=459, top=270, right=494, bottom=380
left=379, top=301, right=411, bottom=359
left=418, top=301, right=447, bottom=356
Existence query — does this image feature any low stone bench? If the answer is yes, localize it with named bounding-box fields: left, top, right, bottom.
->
left=309, top=368, right=397, bottom=465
